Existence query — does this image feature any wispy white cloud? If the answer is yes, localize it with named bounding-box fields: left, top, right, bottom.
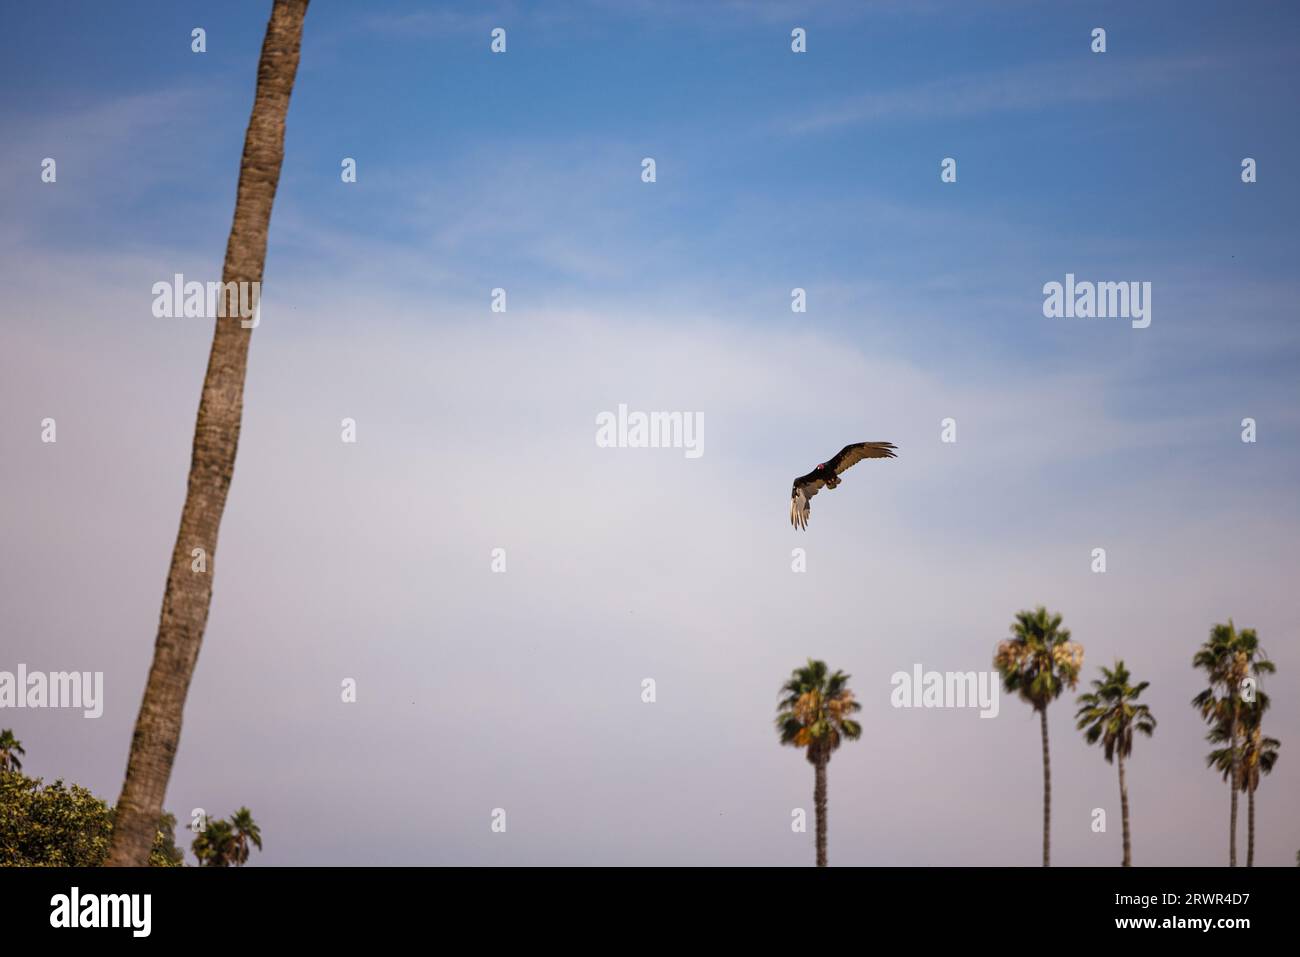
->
left=789, top=54, right=1217, bottom=133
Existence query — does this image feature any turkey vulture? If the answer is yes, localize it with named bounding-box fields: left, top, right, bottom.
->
left=790, top=442, right=897, bottom=529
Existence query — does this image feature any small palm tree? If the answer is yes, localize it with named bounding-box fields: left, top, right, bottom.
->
left=230, top=807, right=263, bottom=866
left=1242, top=719, right=1279, bottom=868
left=1207, top=696, right=1279, bottom=868
left=0, top=730, right=24, bottom=774
left=192, top=819, right=237, bottom=867
left=1192, top=620, right=1275, bottom=867
left=995, top=606, right=1084, bottom=866
left=1074, top=661, right=1156, bottom=866
left=776, top=659, right=862, bottom=867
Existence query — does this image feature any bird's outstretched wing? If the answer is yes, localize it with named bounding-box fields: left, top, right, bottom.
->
left=789, top=441, right=897, bottom=529
left=827, top=441, right=897, bottom=475
left=790, top=483, right=817, bottom=529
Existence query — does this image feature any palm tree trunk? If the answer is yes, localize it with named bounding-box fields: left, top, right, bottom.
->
left=105, top=0, right=309, bottom=867
left=1039, top=706, right=1051, bottom=867
left=814, top=751, right=828, bottom=867
left=1228, top=705, right=1239, bottom=867
left=1117, top=750, right=1131, bottom=867
left=1247, top=782, right=1255, bottom=867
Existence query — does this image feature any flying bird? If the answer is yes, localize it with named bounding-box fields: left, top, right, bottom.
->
left=790, top=442, right=897, bottom=530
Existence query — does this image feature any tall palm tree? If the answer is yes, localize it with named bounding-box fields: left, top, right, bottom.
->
left=1074, top=661, right=1156, bottom=866
left=1207, top=696, right=1279, bottom=868
left=1192, top=620, right=1275, bottom=867
left=994, top=606, right=1084, bottom=866
left=230, top=807, right=263, bottom=866
left=0, top=730, right=24, bottom=773
left=106, top=0, right=310, bottom=866
left=776, top=659, right=862, bottom=867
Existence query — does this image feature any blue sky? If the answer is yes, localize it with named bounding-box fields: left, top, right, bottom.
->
left=2, top=0, right=1298, bottom=865
left=7, top=2, right=1300, bottom=384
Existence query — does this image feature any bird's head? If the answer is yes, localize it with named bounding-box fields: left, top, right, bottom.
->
left=815, top=464, right=824, bottom=470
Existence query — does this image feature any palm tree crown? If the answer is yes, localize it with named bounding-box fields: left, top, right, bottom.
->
left=776, top=659, right=862, bottom=762
left=1243, top=721, right=1281, bottom=791
left=1075, top=660, right=1156, bottom=762
left=193, top=819, right=237, bottom=867
left=1206, top=695, right=1277, bottom=788
left=1192, top=621, right=1275, bottom=724
left=995, top=607, right=1084, bottom=710
left=230, top=807, right=263, bottom=866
